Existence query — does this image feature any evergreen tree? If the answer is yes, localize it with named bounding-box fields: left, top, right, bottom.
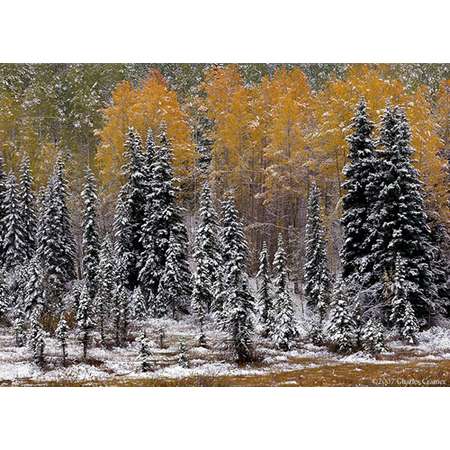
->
left=51, top=154, right=76, bottom=281
left=0, top=271, right=9, bottom=322
left=369, top=106, right=437, bottom=322
left=56, top=315, right=69, bottom=366
left=112, top=255, right=129, bottom=345
left=191, top=271, right=208, bottom=327
left=304, top=183, right=331, bottom=319
left=193, top=181, right=221, bottom=312
left=81, top=167, right=100, bottom=299
left=327, top=277, right=357, bottom=354
left=120, top=128, right=147, bottom=289
left=0, top=152, right=7, bottom=263
left=37, top=156, right=75, bottom=305
left=156, top=233, right=191, bottom=319
left=390, top=255, right=419, bottom=344
left=360, top=318, right=386, bottom=354
left=113, top=184, right=133, bottom=291
left=76, top=283, right=94, bottom=359
left=256, top=241, right=273, bottom=336
left=23, top=256, right=46, bottom=315
left=137, top=331, right=153, bottom=372
left=1, top=173, right=27, bottom=271
left=341, top=98, right=377, bottom=287
left=29, top=312, right=45, bottom=366
left=94, top=235, right=115, bottom=344
left=18, top=155, right=36, bottom=258
left=220, top=192, right=249, bottom=277
left=13, top=309, right=26, bottom=347
left=139, top=129, right=189, bottom=301
left=178, top=341, right=189, bottom=368
left=271, top=234, right=297, bottom=351
left=131, top=286, right=147, bottom=321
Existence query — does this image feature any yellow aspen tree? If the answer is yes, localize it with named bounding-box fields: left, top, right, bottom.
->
left=96, top=72, right=195, bottom=195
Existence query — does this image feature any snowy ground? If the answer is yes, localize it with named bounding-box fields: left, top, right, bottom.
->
left=1, top=317, right=450, bottom=386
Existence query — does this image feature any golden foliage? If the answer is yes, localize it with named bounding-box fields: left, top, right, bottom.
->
left=96, top=72, right=195, bottom=194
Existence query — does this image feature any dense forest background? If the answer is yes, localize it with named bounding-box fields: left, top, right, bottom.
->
left=0, top=63, right=448, bottom=281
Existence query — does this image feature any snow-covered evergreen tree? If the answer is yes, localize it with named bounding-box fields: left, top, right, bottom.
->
left=271, top=234, right=297, bottom=351
left=94, top=235, right=115, bottom=344
left=327, top=277, right=357, bottom=354
left=369, top=106, right=437, bottom=322
left=178, top=341, right=189, bottom=368
left=29, top=312, right=45, bottom=366
left=137, top=331, right=153, bottom=372
left=120, top=128, right=147, bottom=289
left=360, top=318, right=386, bottom=354
left=390, top=255, right=419, bottom=344
left=156, top=232, right=191, bottom=320
left=256, top=241, right=273, bottom=336
left=81, top=167, right=100, bottom=299
left=139, top=128, right=190, bottom=302
left=56, top=315, right=69, bottom=366
left=191, top=271, right=208, bottom=326
left=36, top=155, right=75, bottom=307
left=18, top=155, right=36, bottom=258
left=76, top=283, right=94, bottom=359
left=113, top=184, right=133, bottom=291
left=1, top=173, right=27, bottom=271
left=23, top=256, right=46, bottom=315
left=193, top=181, right=221, bottom=312
left=0, top=273, right=9, bottom=323
left=131, top=286, right=147, bottom=321
left=50, top=154, right=76, bottom=281
left=14, top=309, right=26, bottom=347
left=304, top=183, right=331, bottom=319
left=220, top=192, right=249, bottom=277
left=341, top=98, right=377, bottom=288
left=0, top=152, right=7, bottom=263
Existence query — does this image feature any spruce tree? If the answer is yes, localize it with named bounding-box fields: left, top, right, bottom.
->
left=37, top=156, right=75, bottom=306
left=271, top=234, right=297, bottom=351
left=131, top=286, right=147, bottom=320
left=81, top=167, right=100, bottom=299
left=178, top=341, right=189, bottom=368
left=139, top=128, right=190, bottom=301
left=304, top=183, right=331, bottom=319
left=94, top=235, right=115, bottom=344
left=369, top=106, right=437, bottom=322
left=76, top=283, right=94, bottom=359
left=29, top=312, right=45, bottom=366
left=51, top=154, right=76, bottom=281
left=18, top=155, right=36, bottom=258
left=14, top=309, right=26, bottom=347
left=220, top=198, right=254, bottom=362
left=220, top=192, right=249, bottom=277
left=327, top=277, right=357, bottom=354
left=120, top=128, right=147, bottom=289
left=23, top=256, right=46, bottom=315
left=56, top=315, right=69, bottom=366
left=390, top=255, right=419, bottom=344
left=137, top=331, right=153, bottom=372
left=0, top=152, right=7, bottom=263
left=256, top=241, right=273, bottom=336
left=1, top=173, right=27, bottom=271
left=0, top=271, right=9, bottom=322
left=360, top=318, right=386, bottom=354
left=156, top=233, right=191, bottom=320
left=341, top=98, right=377, bottom=288
left=113, top=184, right=133, bottom=290
left=193, top=181, right=221, bottom=313
left=191, top=271, right=208, bottom=327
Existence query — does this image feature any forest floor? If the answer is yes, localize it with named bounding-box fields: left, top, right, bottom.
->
left=1, top=318, right=450, bottom=387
